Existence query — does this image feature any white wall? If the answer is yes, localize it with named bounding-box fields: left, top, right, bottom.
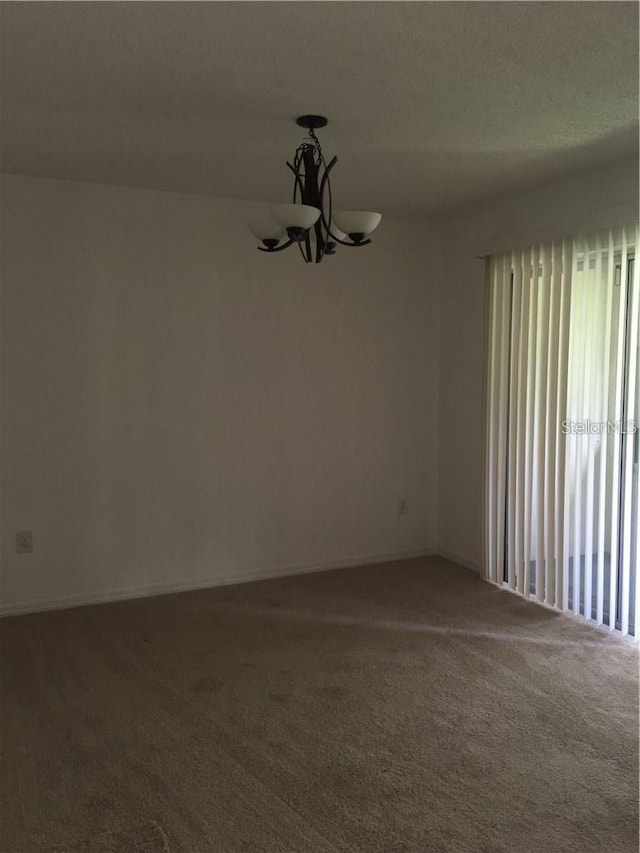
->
left=438, top=156, right=639, bottom=572
left=4, top=156, right=636, bottom=613
left=1, top=175, right=440, bottom=613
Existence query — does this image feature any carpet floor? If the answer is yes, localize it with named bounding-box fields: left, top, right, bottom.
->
left=1, top=556, right=638, bottom=853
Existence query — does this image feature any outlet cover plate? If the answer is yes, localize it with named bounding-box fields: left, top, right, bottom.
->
left=16, top=530, right=33, bottom=553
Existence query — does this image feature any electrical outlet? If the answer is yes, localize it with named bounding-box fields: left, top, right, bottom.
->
left=16, top=530, right=33, bottom=554
left=398, top=498, right=408, bottom=515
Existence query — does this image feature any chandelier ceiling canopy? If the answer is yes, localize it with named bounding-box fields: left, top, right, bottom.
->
left=248, top=115, right=382, bottom=264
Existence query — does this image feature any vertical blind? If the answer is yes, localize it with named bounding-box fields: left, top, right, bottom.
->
left=484, top=224, right=639, bottom=637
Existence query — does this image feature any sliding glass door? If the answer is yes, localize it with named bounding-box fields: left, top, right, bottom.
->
left=617, top=257, right=638, bottom=633
left=486, top=224, right=639, bottom=638
left=564, top=251, right=638, bottom=633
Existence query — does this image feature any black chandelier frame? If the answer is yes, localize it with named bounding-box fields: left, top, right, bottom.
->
left=258, top=115, right=371, bottom=264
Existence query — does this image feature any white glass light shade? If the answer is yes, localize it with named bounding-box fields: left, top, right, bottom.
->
left=328, top=220, right=349, bottom=242
left=270, top=203, right=321, bottom=231
left=247, top=214, right=285, bottom=242
left=332, top=210, right=382, bottom=237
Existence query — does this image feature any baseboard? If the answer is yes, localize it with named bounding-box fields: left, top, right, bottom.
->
left=436, top=549, right=482, bottom=575
left=0, top=547, right=436, bottom=617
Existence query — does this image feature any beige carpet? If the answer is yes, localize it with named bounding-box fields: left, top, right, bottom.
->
left=1, top=556, right=638, bottom=853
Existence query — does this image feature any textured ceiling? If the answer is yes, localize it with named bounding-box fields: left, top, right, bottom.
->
left=1, top=1, right=638, bottom=216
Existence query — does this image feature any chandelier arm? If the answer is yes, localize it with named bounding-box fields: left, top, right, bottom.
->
left=286, top=161, right=304, bottom=201
left=318, top=155, right=368, bottom=247
left=314, top=219, right=324, bottom=264
left=257, top=238, right=296, bottom=253
left=317, top=155, right=373, bottom=248
left=318, top=155, right=338, bottom=235
left=323, top=156, right=334, bottom=254
left=316, top=153, right=333, bottom=258
left=303, top=230, right=312, bottom=263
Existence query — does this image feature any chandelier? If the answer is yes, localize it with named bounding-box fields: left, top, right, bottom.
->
left=248, top=115, right=382, bottom=264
